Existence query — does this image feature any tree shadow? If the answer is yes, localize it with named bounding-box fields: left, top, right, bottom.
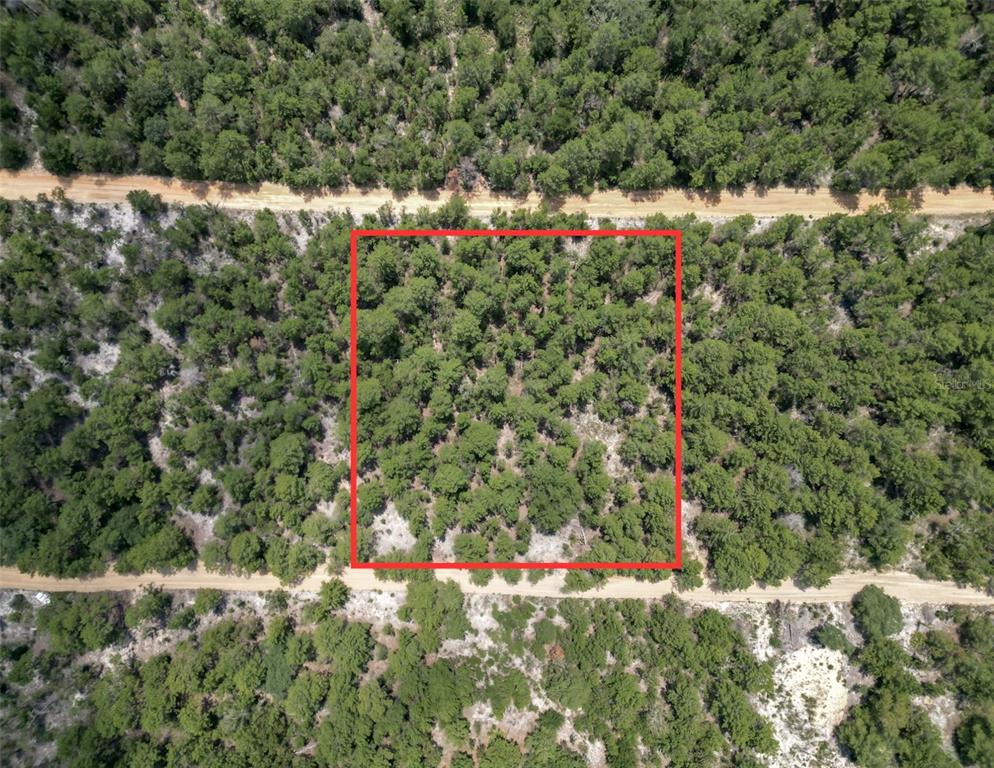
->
left=624, top=187, right=726, bottom=206
left=828, top=187, right=862, bottom=212
left=209, top=180, right=265, bottom=201
left=883, top=187, right=925, bottom=210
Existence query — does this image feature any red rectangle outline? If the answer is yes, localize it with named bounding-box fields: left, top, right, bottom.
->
left=350, top=229, right=682, bottom=570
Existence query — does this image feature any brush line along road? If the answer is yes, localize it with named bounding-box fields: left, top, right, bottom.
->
left=1, top=171, right=993, bottom=217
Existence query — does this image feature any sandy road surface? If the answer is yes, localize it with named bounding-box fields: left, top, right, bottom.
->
left=2, top=171, right=992, bottom=217
left=1, top=566, right=990, bottom=605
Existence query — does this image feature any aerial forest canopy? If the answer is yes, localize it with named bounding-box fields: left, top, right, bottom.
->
left=1, top=582, right=784, bottom=768
left=1, top=0, right=992, bottom=192
left=352, top=231, right=678, bottom=578
left=0, top=196, right=992, bottom=591
left=3, top=578, right=992, bottom=767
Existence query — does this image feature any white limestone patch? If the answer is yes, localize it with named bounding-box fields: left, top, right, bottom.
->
left=696, top=283, right=725, bottom=313
left=343, top=590, right=408, bottom=629
left=711, top=602, right=776, bottom=662
left=680, top=499, right=703, bottom=558
left=523, top=530, right=567, bottom=562
left=497, top=424, right=515, bottom=460
left=432, top=526, right=458, bottom=561
left=7, top=348, right=57, bottom=387
left=497, top=703, right=539, bottom=745
left=371, top=502, right=417, bottom=556
left=66, top=204, right=144, bottom=267
left=759, top=645, right=851, bottom=768
left=567, top=407, right=625, bottom=478
left=522, top=518, right=590, bottom=562
left=316, top=414, right=348, bottom=466
left=555, top=718, right=607, bottom=768
left=913, top=692, right=958, bottom=753
left=827, top=304, right=853, bottom=334
left=315, top=499, right=336, bottom=520
left=176, top=365, right=200, bottom=388
left=143, top=314, right=181, bottom=355
left=77, top=342, right=120, bottom=376
left=925, top=218, right=974, bottom=250
left=439, top=594, right=504, bottom=656
left=586, top=739, right=607, bottom=768
left=148, top=435, right=170, bottom=470
left=172, top=510, right=214, bottom=550
left=104, top=205, right=143, bottom=266
left=464, top=700, right=499, bottom=738
left=894, top=603, right=949, bottom=654
left=65, top=387, right=97, bottom=410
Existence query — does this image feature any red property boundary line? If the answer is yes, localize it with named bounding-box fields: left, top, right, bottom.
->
left=350, top=229, right=683, bottom=570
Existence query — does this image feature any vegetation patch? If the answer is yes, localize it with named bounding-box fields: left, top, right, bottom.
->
left=1, top=198, right=992, bottom=593
left=1, top=582, right=782, bottom=767
left=352, top=231, right=679, bottom=570
left=1, top=1, right=992, bottom=192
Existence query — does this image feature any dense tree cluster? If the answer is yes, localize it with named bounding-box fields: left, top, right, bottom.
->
left=682, top=211, right=994, bottom=590
left=0, top=582, right=776, bottom=767
left=918, top=609, right=994, bottom=767
left=354, top=228, right=679, bottom=571
left=820, top=587, right=994, bottom=768
left=2, top=0, right=993, bottom=191
left=0, top=197, right=349, bottom=580
left=1, top=197, right=992, bottom=589
left=360, top=208, right=994, bottom=585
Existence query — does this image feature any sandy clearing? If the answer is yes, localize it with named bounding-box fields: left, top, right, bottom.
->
left=2, top=171, right=992, bottom=217
left=760, top=646, right=851, bottom=768
left=523, top=530, right=569, bottom=562
left=370, top=502, right=417, bottom=556
left=76, top=342, right=120, bottom=376
left=567, top=407, right=625, bottom=478
left=1, top=566, right=990, bottom=605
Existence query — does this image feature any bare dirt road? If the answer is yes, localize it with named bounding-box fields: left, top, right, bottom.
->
left=1, top=566, right=990, bottom=605
left=2, top=171, right=992, bottom=218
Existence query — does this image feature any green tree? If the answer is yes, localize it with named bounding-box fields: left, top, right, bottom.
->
left=38, top=594, right=123, bottom=654
left=479, top=736, right=522, bottom=768
left=270, top=432, right=308, bottom=474
left=200, top=130, right=255, bottom=182
left=851, top=585, right=903, bottom=641
left=229, top=531, right=265, bottom=573
left=125, top=588, right=173, bottom=629
left=955, top=714, right=994, bottom=767
left=527, top=458, right=582, bottom=534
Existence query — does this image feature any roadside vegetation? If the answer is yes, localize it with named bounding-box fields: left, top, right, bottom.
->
left=1, top=1, right=992, bottom=192
left=1, top=581, right=778, bottom=767
left=814, top=586, right=994, bottom=767
left=1, top=197, right=992, bottom=590
left=3, top=583, right=991, bottom=766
